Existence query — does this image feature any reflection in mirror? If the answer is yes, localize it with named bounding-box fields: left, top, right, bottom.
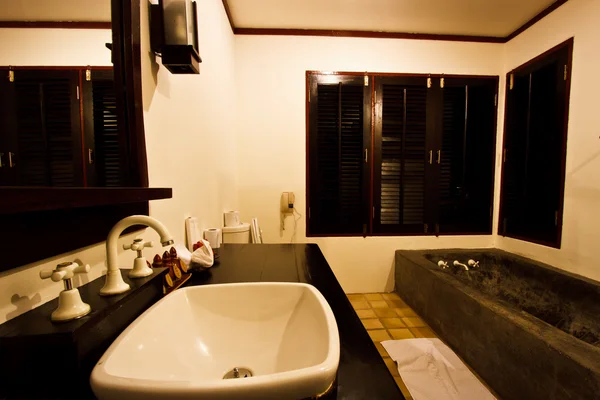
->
left=0, top=1, right=127, bottom=187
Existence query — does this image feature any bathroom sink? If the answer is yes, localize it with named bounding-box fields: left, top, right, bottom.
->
left=90, top=282, right=340, bottom=400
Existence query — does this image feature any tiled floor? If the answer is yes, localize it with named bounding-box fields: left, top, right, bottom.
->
left=348, top=292, right=492, bottom=399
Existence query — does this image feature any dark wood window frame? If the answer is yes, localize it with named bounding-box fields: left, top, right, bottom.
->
left=0, top=0, right=172, bottom=272
left=306, top=71, right=499, bottom=238
left=498, top=38, right=573, bottom=248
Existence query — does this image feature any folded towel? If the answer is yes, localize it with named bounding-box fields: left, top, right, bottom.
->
left=381, top=338, right=495, bottom=400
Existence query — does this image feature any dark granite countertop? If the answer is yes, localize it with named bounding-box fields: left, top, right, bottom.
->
left=184, top=244, right=403, bottom=400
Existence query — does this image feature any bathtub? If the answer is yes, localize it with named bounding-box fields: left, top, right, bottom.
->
left=395, top=248, right=600, bottom=400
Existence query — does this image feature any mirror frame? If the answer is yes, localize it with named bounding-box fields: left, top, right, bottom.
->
left=0, top=0, right=172, bottom=272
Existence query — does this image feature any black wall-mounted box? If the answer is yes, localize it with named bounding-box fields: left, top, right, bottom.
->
left=151, top=0, right=201, bottom=75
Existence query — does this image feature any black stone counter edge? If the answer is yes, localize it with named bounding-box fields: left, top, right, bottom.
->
left=183, top=244, right=404, bottom=400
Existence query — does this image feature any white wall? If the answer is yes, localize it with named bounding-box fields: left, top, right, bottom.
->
left=0, top=0, right=238, bottom=323
left=235, top=36, right=504, bottom=293
left=0, top=28, right=112, bottom=66
left=497, top=0, right=600, bottom=281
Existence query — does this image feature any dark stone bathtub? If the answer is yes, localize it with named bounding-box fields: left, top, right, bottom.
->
left=395, top=248, right=600, bottom=400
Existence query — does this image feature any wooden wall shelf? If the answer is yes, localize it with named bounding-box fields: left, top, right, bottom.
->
left=0, top=187, right=172, bottom=215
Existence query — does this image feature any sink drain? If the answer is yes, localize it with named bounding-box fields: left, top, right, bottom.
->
left=223, top=367, right=253, bottom=379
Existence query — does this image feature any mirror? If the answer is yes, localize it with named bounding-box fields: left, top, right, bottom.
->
left=0, top=0, right=140, bottom=187
left=0, top=0, right=170, bottom=272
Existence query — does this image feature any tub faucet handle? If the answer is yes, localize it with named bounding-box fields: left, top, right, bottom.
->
left=437, top=260, right=449, bottom=269
left=468, top=259, right=480, bottom=268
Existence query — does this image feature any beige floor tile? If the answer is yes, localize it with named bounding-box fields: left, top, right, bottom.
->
left=374, top=308, right=398, bottom=318
left=364, top=293, right=384, bottom=301
left=355, top=309, right=376, bottom=319
left=374, top=342, right=389, bottom=357
left=381, top=317, right=406, bottom=329
left=369, top=300, right=389, bottom=309
left=388, top=328, right=415, bottom=340
left=402, top=317, right=427, bottom=327
left=394, top=377, right=413, bottom=399
left=410, top=327, right=436, bottom=338
left=350, top=300, right=370, bottom=310
left=362, top=318, right=384, bottom=330
left=382, top=292, right=402, bottom=301
left=383, top=357, right=400, bottom=377
left=368, top=329, right=391, bottom=342
left=387, top=299, right=409, bottom=308
left=347, top=294, right=366, bottom=302
left=395, top=307, right=418, bottom=317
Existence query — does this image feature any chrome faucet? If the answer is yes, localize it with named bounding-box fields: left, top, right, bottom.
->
left=453, top=260, right=469, bottom=271
left=100, top=215, right=174, bottom=296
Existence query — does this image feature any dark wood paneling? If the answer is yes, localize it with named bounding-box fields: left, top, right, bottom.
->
left=112, top=0, right=149, bottom=187
left=0, top=202, right=150, bottom=273
left=0, top=187, right=172, bottom=214
left=0, top=268, right=166, bottom=399
left=0, top=21, right=111, bottom=29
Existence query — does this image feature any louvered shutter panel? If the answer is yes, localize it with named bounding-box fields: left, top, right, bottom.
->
left=0, top=69, right=18, bottom=185
left=501, top=44, right=569, bottom=246
left=308, top=75, right=370, bottom=235
left=373, top=77, right=428, bottom=234
left=501, top=73, right=533, bottom=237
left=438, top=78, right=496, bottom=233
left=12, top=71, right=82, bottom=187
left=83, top=70, right=124, bottom=187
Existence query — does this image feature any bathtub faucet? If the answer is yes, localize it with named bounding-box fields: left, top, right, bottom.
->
left=453, top=260, right=469, bottom=271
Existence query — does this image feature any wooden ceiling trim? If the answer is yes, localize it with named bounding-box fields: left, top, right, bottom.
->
left=223, top=0, right=569, bottom=44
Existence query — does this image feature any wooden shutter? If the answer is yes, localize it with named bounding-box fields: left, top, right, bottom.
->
left=437, top=78, right=497, bottom=234
left=500, top=39, right=572, bottom=247
left=307, top=74, right=371, bottom=235
left=0, top=69, right=18, bottom=185
left=9, top=70, right=82, bottom=187
left=83, top=70, right=124, bottom=187
left=373, top=76, right=430, bottom=234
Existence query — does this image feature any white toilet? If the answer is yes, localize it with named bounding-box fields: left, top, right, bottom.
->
left=222, top=223, right=251, bottom=243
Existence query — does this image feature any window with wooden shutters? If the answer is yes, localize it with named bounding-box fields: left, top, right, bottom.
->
left=500, top=39, right=572, bottom=248
left=9, top=70, right=82, bottom=187
left=307, top=71, right=498, bottom=237
left=308, top=74, right=371, bottom=235
left=0, top=67, right=122, bottom=188
left=373, top=76, right=429, bottom=234
left=437, top=78, right=497, bottom=234
left=83, top=70, right=125, bottom=187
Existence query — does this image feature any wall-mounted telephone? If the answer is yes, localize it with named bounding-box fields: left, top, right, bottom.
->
left=281, top=192, right=295, bottom=214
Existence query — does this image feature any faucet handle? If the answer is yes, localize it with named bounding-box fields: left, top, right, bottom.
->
left=437, top=260, right=449, bottom=269
left=124, top=238, right=154, bottom=251
left=40, top=269, right=66, bottom=282
left=40, top=262, right=90, bottom=282
left=467, top=259, right=480, bottom=268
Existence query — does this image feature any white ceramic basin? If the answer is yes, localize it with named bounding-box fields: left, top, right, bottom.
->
left=90, top=282, right=340, bottom=400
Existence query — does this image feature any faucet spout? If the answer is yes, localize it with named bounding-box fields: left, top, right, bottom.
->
left=453, top=260, right=469, bottom=271
left=100, top=215, right=174, bottom=296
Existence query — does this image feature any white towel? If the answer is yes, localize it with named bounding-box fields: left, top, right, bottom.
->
left=381, top=338, right=495, bottom=400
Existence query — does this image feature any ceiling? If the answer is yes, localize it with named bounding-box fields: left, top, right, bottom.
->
left=0, top=0, right=111, bottom=22
left=227, top=0, right=558, bottom=38
left=0, top=0, right=560, bottom=39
